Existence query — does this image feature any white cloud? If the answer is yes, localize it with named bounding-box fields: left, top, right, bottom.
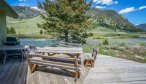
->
left=19, top=0, right=27, bottom=2
left=95, top=6, right=106, bottom=9
left=93, top=0, right=118, bottom=5
left=119, top=7, right=136, bottom=14
left=19, top=3, right=26, bottom=6
left=138, top=6, right=146, bottom=10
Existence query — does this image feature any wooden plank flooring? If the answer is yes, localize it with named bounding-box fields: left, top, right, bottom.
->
left=84, top=54, right=146, bottom=84
left=0, top=58, right=27, bottom=84
left=1, top=54, right=146, bottom=84
left=26, top=54, right=90, bottom=84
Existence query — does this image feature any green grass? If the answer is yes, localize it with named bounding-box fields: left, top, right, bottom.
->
left=7, top=16, right=44, bottom=35
left=7, top=16, right=146, bottom=39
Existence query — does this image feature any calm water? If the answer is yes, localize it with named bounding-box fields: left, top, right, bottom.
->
left=20, top=37, right=146, bottom=47
left=20, top=38, right=59, bottom=47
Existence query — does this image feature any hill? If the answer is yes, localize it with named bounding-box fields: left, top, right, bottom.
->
left=88, top=8, right=142, bottom=32
left=12, top=6, right=45, bottom=19
left=6, top=6, right=144, bottom=38
left=137, top=24, right=146, bottom=31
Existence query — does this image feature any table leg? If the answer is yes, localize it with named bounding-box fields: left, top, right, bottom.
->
left=3, top=50, right=7, bottom=64
left=21, top=50, right=25, bottom=62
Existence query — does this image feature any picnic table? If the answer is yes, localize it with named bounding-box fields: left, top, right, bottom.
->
left=0, top=45, right=28, bottom=64
left=36, top=47, right=83, bottom=57
left=27, top=47, right=83, bottom=81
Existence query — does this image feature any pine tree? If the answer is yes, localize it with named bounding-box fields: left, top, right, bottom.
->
left=9, top=27, right=16, bottom=34
left=37, top=0, right=93, bottom=43
left=40, top=30, right=43, bottom=34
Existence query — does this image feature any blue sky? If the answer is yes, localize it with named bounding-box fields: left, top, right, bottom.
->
left=6, top=0, right=146, bottom=25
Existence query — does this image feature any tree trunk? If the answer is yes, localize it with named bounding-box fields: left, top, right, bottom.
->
left=64, top=30, right=69, bottom=42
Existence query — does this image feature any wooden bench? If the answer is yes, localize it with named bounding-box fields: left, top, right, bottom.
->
left=26, top=53, right=81, bottom=81
left=84, top=48, right=97, bottom=67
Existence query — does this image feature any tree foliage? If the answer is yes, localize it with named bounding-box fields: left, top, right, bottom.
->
left=37, top=0, right=94, bottom=43
left=8, top=27, right=16, bottom=34
left=103, top=39, right=109, bottom=45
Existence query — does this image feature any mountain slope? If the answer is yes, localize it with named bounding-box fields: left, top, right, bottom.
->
left=137, top=24, right=146, bottom=31
left=7, top=6, right=143, bottom=35
left=12, top=6, right=45, bottom=19
left=88, top=8, right=142, bottom=32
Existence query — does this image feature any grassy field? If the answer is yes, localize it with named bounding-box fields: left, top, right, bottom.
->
left=7, top=16, right=44, bottom=35
left=7, top=16, right=146, bottom=39
left=82, top=38, right=146, bottom=63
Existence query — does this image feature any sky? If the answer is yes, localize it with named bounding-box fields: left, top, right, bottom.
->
left=5, top=0, right=146, bottom=25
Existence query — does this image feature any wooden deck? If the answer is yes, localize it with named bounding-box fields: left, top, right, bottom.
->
left=0, top=54, right=146, bottom=84
left=0, top=58, right=27, bottom=84
left=0, top=54, right=90, bottom=84
left=84, top=54, right=146, bottom=84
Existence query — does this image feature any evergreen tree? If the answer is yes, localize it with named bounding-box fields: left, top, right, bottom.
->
left=37, top=0, right=94, bottom=43
left=103, top=39, right=109, bottom=45
left=9, top=27, right=16, bottom=34
left=40, top=30, right=43, bottom=34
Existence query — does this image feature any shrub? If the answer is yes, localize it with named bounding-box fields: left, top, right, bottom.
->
left=139, top=42, right=146, bottom=47
left=103, top=39, right=109, bottom=45
left=9, top=27, right=16, bottom=34
left=119, top=42, right=126, bottom=46
left=40, top=30, right=43, bottom=34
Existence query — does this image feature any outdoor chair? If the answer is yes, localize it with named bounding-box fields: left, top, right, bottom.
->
left=84, top=48, right=98, bottom=67
left=4, top=36, right=20, bottom=46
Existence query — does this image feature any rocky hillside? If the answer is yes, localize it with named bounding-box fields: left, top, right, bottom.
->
left=88, top=8, right=142, bottom=32
left=12, top=6, right=45, bottom=19
left=8, top=6, right=143, bottom=33
left=137, top=24, right=146, bottom=31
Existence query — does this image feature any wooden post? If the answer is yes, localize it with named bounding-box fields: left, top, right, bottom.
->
left=0, top=10, right=6, bottom=46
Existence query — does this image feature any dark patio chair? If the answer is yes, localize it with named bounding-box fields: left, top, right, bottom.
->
left=4, top=36, right=20, bottom=46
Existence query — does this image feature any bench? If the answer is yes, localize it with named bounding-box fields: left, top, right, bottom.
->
left=26, top=53, right=81, bottom=81
left=84, top=48, right=97, bottom=67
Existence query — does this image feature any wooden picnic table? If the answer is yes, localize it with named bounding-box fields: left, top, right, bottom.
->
left=29, top=47, right=83, bottom=80
left=36, top=47, right=83, bottom=58
left=0, top=45, right=28, bottom=64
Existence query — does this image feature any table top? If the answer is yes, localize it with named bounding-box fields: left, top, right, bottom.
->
left=0, top=45, right=28, bottom=50
left=37, top=47, right=83, bottom=54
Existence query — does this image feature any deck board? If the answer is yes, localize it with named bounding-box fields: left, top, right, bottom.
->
left=0, top=54, right=146, bottom=84
left=0, top=58, right=27, bottom=84
left=83, top=54, right=146, bottom=84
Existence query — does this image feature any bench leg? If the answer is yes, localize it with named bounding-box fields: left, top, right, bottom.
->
left=31, top=64, right=38, bottom=73
left=28, top=64, right=33, bottom=73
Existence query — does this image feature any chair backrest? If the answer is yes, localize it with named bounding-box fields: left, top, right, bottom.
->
left=91, top=48, right=98, bottom=60
left=6, top=37, right=18, bottom=42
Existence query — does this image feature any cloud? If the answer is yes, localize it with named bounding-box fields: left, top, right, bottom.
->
left=93, top=0, right=118, bottom=5
left=138, top=6, right=146, bottom=10
left=19, top=0, right=27, bottom=2
left=19, top=3, right=26, bottom=6
left=119, top=7, right=136, bottom=14
left=95, top=6, right=106, bottom=9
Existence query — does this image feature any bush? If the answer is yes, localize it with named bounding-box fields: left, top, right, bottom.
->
left=119, top=42, right=126, bottom=46
left=103, top=39, right=109, bottom=45
left=40, top=30, right=43, bottom=34
left=9, top=27, right=16, bottom=34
